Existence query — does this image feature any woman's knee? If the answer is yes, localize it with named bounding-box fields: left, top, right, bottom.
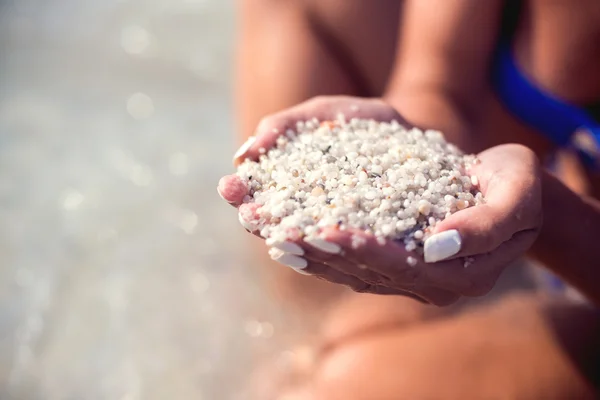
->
left=309, top=295, right=598, bottom=399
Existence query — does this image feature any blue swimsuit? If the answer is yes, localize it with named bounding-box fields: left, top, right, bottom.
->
left=492, top=42, right=600, bottom=170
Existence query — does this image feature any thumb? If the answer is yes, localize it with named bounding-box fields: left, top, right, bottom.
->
left=423, top=147, right=542, bottom=263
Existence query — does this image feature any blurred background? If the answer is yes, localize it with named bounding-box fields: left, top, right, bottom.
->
left=0, top=1, right=313, bottom=398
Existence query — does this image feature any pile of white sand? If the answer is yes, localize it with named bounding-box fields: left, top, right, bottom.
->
left=236, top=118, right=483, bottom=256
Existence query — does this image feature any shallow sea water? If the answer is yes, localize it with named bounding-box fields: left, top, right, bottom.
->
left=0, top=1, right=312, bottom=399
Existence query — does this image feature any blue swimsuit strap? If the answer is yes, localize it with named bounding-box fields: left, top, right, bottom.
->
left=492, top=42, right=600, bottom=168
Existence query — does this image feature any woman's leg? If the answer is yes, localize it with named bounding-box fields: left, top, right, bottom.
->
left=296, top=294, right=600, bottom=399
left=236, top=2, right=600, bottom=398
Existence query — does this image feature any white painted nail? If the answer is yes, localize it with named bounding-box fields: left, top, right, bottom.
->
left=303, top=237, right=341, bottom=254
left=269, top=249, right=308, bottom=269
left=268, top=240, right=304, bottom=256
left=233, top=136, right=257, bottom=162
left=238, top=212, right=254, bottom=231
left=423, top=229, right=462, bottom=263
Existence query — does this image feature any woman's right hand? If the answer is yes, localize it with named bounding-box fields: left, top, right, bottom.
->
left=218, top=96, right=542, bottom=306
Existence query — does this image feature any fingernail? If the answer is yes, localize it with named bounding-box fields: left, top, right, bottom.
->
left=269, top=248, right=308, bottom=269
left=233, top=136, right=256, bottom=163
left=218, top=175, right=248, bottom=204
left=266, top=239, right=304, bottom=256
left=303, top=237, right=341, bottom=254
left=238, top=212, right=254, bottom=231
left=424, top=229, right=462, bottom=263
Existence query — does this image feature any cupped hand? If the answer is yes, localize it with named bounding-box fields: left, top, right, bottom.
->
left=219, top=96, right=404, bottom=207
left=218, top=96, right=542, bottom=306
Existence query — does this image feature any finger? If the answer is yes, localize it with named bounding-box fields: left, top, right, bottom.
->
left=298, top=237, right=385, bottom=284
left=267, top=245, right=367, bottom=288
left=422, top=229, right=538, bottom=297
left=232, top=96, right=405, bottom=165
left=308, top=261, right=431, bottom=302
left=463, top=228, right=539, bottom=296
left=217, top=174, right=249, bottom=206
left=270, top=248, right=426, bottom=301
left=298, top=235, right=455, bottom=305
left=302, top=260, right=378, bottom=293
left=419, top=257, right=482, bottom=297
left=315, top=228, right=477, bottom=298
left=320, top=228, right=421, bottom=285
left=425, top=144, right=542, bottom=262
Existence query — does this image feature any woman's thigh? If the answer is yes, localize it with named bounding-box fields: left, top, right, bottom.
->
left=306, top=295, right=600, bottom=400
left=235, top=5, right=600, bottom=398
